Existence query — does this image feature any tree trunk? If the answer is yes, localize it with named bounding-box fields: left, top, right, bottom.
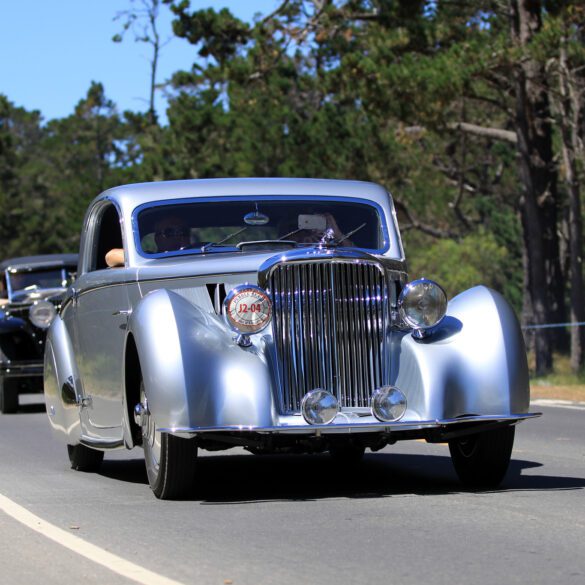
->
left=558, top=28, right=585, bottom=372
left=148, top=1, right=161, bottom=126
left=510, top=0, right=564, bottom=375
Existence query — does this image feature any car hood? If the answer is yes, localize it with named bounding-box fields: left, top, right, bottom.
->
left=135, top=249, right=295, bottom=282
left=135, top=246, right=392, bottom=282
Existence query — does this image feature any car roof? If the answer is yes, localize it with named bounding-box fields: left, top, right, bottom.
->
left=0, top=254, right=79, bottom=272
left=99, top=178, right=391, bottom=214
left=87, top=178, right=404, bottom=266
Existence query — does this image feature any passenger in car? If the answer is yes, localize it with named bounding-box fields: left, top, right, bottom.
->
left=279, top=213, right=354, bottom=246
left=105, top=248, right=125, bottom=268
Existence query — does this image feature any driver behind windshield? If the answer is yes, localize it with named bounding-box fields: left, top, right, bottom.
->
left=154, top=215, right=191, bottom=252
left=106, top=215, right=191, bottom=267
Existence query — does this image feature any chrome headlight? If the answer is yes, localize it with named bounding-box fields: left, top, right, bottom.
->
left=29, top=300, right=57, bottom=329
left=224, top=284, right=272, bottom=335
left=301, top=389, right=339, bottom=425
left=398, top=278, right=447, bottom=332
left=371, top=386, right=407, bottom=422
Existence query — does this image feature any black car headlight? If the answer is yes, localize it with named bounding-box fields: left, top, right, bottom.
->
left=29, top=300, right=57, bottom=329
left=398, top=279, right=447, bottom=335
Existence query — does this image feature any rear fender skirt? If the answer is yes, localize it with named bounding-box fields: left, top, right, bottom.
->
left=43, top=317, right=81, bottom=443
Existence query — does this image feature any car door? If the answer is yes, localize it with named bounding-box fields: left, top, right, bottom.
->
left=72, top=200, right=134, bottom=440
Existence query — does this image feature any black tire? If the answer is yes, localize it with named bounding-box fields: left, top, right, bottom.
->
left=329, top=439, right=366, bottom=464
left=140, top=382, right=197, bottom=500
left=0, top=376, right=19, bottom=414
left=449, top=426, right=515, bottom=489
left=68, top=444, right=104, bottom=472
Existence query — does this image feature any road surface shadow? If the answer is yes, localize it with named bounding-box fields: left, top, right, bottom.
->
left=16, top=402, right=46, bottom=414
left=99, top=459, right=148, bottom=485
left=98, top=451, right=585, bottom=502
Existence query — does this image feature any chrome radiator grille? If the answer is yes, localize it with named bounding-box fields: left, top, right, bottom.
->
left=268, top=260, right=388, bottom=414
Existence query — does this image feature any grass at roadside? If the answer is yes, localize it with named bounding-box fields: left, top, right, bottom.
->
left=530, top=384, right=585, bottom=402
left=530, top=353, right=585, bottom=402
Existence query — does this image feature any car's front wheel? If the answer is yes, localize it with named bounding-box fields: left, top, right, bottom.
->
left=0, top=376, right=19, bottom=414
left=449, top=425, right=515, bottom=488
left=140, top=383, right=197, bottom=500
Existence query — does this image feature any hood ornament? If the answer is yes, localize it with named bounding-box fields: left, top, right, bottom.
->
left=318, top=228, right=337, bottom=248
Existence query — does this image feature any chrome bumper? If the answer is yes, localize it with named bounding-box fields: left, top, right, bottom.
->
left=159, top=412, right=541, bottom=436
left=0, top=361, right=43, bottom=378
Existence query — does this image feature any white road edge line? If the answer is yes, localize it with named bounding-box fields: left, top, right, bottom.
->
left=531, top=399, right=585, bottom=411
left=0, top=493, right=186, bottom=585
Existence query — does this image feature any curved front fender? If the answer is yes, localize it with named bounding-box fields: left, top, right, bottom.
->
left=128, top=289, right=276, bottom=430
left=393, top=286, right=529, bottom=420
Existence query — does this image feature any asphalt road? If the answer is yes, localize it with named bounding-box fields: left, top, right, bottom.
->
left=0, top=397, right=584, bottom=585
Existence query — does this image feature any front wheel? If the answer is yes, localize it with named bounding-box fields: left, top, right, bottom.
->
left=449, top=426, right=515, bottom=489
left=140, top=383, right=197, bottom=500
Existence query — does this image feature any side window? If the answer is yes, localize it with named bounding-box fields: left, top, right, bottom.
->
left=91, top=203, right=124, bottom=271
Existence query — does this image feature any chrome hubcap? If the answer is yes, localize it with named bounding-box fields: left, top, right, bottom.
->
left=140, top=388, right=162, bottom=476
left=134, top=401, right=148, bottom=426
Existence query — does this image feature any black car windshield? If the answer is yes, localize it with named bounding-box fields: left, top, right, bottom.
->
left=136, top=198, right=385, bottom=257
left=7, top=268, right=70, bottom=293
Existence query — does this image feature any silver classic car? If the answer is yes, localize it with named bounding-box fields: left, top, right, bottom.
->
left=44, top=178, right=539, bottom=499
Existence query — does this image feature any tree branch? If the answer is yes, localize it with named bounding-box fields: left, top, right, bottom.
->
left=259, top=0, right=291, bottom=26
left=448, top=122, right=517, bottom=144
left=393, top=197, right=459, bottom=239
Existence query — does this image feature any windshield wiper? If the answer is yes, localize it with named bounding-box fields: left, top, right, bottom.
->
left=333, top=222, right=366, bottom=245
left=201, top=226, right=248, bottom=252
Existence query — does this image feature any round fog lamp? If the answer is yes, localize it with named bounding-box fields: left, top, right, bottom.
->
left=29, top=300, right=57, bottom=329
left=398, top=278, right=447, bottom=331
left=301, top=389, right=339, bottom=425
left=371, top=386, right=407, bottom=422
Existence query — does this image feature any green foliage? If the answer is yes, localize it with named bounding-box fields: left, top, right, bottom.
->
left=406, top=229, right=517, bottom=304
left=169, top=4, right=250, bottom=66
left=0, top=84, right=127, bottom=256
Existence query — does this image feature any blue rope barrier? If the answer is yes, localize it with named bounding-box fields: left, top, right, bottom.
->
left=523, top=321, right=585, bottom=330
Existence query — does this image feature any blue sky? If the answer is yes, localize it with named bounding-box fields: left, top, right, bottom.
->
left=0, top=1, right=277, bottom=123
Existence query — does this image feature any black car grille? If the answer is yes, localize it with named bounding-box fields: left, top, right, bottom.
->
left=267, top=260, right=389, bottom=414
left=0, top=331, right=40, bottom=361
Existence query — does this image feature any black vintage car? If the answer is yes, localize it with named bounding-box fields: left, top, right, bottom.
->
left=0, top=254, right=77, bottom=413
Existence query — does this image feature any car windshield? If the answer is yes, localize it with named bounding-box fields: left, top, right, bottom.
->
left=7, top=268, right=72, bottom=293
left=136, top=198, right=385, bottom=257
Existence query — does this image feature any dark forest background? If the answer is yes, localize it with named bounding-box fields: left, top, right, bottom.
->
left=1, top=0, right=584, bottom=375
